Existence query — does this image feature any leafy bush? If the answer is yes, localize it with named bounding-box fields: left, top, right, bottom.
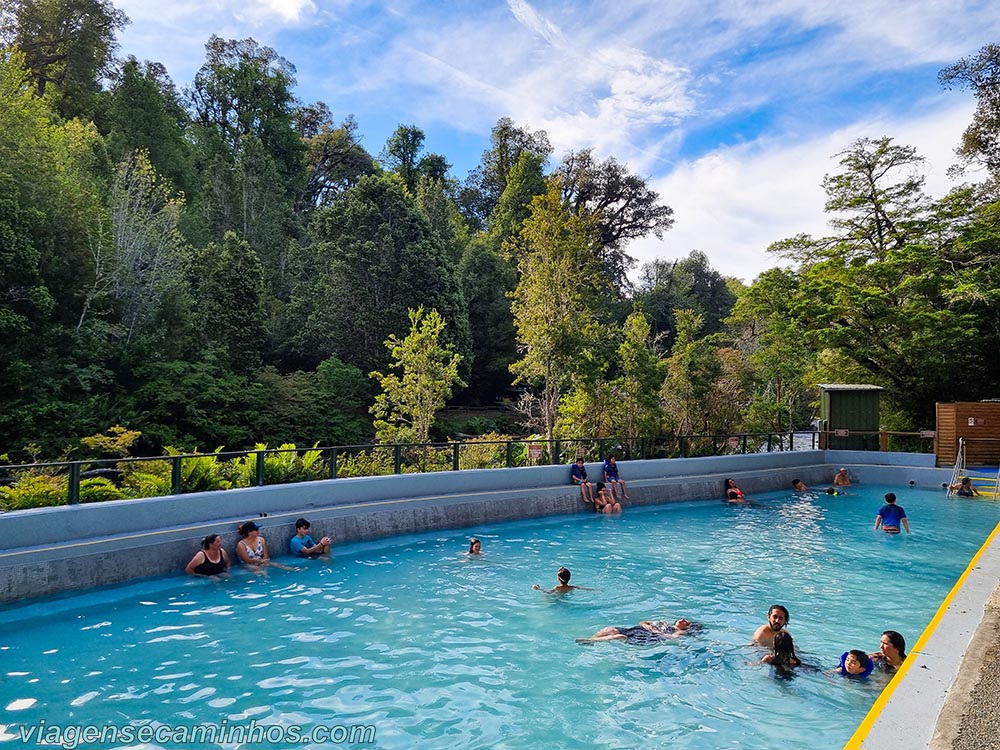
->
left=335, top=447, right=395, bottom=478
left=80, top=477, right=126, bottom=503
left=457, top=432, right=513, bottom=469
left=227, top=443, right=327, bottom=487
left=0, top=474, right=67, bottom=510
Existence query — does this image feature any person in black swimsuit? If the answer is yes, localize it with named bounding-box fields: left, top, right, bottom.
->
left=185, top=533, right=231, bottom=578
left=576, top=618, right=697, bottom=644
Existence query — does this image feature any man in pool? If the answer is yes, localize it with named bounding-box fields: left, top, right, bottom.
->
left=752, top=604, right=790, bottom=647
left=874, top=492, right=910, bottom=534
left=834, top=468, right=851, bottom=487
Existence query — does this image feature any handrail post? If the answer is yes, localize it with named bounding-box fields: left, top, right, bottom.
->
left=741, top=434, right=748, bottom=454
left=713, top=435, right=719, bottom=455
left=506, top=441, right=513, bottom=468
left=255, top=450, right=266, bottom=486
left=598, top=438, right=605, bottom=460
left=453, top=442, right=460, bottom=471
left=171, top=456, right=182, bottom=495
left=553, top=440, right=561, bottom=465
left=680, top=436, right=687, bottom=458
left=68, top=462, right=81, bottom=505
left=329, top=448, right=338, bottom=479
left=641, top=437, right=647, bottom=460
left=394, top=444, right=402, bottom=475
left=767, top=434, right=772, bottom=452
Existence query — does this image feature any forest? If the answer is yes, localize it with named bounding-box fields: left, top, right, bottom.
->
left=2, top=0, right=1000, bottom=463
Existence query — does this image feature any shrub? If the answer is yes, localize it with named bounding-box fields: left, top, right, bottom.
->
left=80, top=477, right=126, bottom=503
left=0, top=474, right=67, bottom=510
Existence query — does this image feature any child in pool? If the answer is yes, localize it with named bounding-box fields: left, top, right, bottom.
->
left=831, top=649, right=873, bottom=677
left=760, top=630, right=801, bottom=669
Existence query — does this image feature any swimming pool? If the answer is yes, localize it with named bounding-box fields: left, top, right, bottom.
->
left=1, top=484, right=998, bottom=749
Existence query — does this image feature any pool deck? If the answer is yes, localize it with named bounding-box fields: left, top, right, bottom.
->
left=848, top=513, right=1000, bottom=750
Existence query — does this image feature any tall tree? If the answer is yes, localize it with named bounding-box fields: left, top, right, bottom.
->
left=369, top=307, right=464, bottom=443
left=4, top=0, right=128, bottom=120
left=298, top=111, right=374, bottom=208
left=461, top=117, right=552, bottom=230
left=557, top=149, right=674, bottom=288
left=940, top=43, right=1000, bottom=180
left=102, top=57, right=192, bottom=194
left=379, top=124, right=425, bottom=192
left=509, top=179, right=608, bottom=442
left=190, top=231, right=266, bottom=373
left=288, top=173, right=470, bottom=377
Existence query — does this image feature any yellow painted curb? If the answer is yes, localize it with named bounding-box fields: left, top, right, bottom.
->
left=845, top=519, right=1000, bottom=749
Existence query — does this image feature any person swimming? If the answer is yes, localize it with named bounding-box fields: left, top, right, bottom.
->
left=577, top=618, right=699, bottom=645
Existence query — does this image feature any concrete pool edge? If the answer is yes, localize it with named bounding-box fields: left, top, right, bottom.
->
left=846, top=515, right=1000, bottom=750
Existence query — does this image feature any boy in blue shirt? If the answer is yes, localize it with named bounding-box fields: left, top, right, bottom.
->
left=290, top=518, right=332, bottom=558
left=603, top=454, right=629, bottom=501
left=874, top=493, right=910, bottom=534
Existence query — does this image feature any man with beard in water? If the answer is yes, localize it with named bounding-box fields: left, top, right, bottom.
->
left=752, top=604, right=790, bottom=647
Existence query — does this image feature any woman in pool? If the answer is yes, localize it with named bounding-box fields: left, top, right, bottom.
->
left=869, top=630, right=907, bottom=673
left=235, top=521, right=293, bottom=570
left=468, top=538, right=483, bottom=555
left=577, top=618, right=698, bottom=644
left=724, top=478, right=747, bottom=503
left=184, top=533, right=231, bottom=578
left=950, top=477, right=980, bottom=497
left=760, top=630, right=801, bottom=669
left=594, top=482, right=622, bottom=513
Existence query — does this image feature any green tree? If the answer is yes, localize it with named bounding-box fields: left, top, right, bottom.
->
left=190, top=231, right=266, bottom=373
left=509, top=179, right=608, bottom=442
left=660, top=310, right=722, bottom=435
left=939, top=43, right=1000, bottom=180
left=298, top=111, right=375, bottom=208
left=609, top=311, right=665, bottom=437
left=288, top=173, right=470, bottom=376
left=370, top=307, right=464, bottom=443
left=557, top=149, right=675, bottom=288
left=457, top=236, right=517, bottom=404
left=102, top=57, right=193, bottom=194
left=461, top=117, right=552, bottom=230
left=379, top=124, right=425, bottom=192
left=4, top=0, right=128, bottom=120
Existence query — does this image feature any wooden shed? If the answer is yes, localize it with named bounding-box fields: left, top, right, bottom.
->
left=817, top=384, right=883, bottom=450
left=935, top=402, right=1000, bottom=468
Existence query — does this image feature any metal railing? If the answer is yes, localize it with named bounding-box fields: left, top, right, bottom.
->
left=0, top=429, right=934, bottom=510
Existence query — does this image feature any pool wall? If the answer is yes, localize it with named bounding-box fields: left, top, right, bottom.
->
left=0, top=449, right=948, bottom=604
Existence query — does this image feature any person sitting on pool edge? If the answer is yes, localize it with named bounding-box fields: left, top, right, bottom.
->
left=831, top=649, right=874, bottom=677
left=752, top=604, right=790, bottom=647
left=874, top=492, right=910, bottom=534
left=594, top=482, right=622, bottom=513
left=290, top=517, right=331, bottom=559
left=603, top=454, right=629, bottom=500
left=570, top=458, right=594, bottom=504
left=577, top=618, right=698, bottom=644
left=532, top=566, right=591, bottom=594
left=869, top=630, right=907, bottom=674
left=184, top=533, right=231, bottom=578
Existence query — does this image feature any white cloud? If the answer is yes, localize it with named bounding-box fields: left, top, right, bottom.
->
left=627, top=98, right=979, bottom=284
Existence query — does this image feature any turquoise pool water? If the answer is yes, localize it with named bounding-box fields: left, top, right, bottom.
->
left=2, top=485, right=999, bottom=749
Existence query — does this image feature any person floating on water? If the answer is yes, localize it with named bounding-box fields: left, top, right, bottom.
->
left=577, top=618, right=698, bottom=645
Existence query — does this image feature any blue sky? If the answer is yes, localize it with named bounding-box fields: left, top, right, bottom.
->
left=112, top=0, right=1000, bottom=282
